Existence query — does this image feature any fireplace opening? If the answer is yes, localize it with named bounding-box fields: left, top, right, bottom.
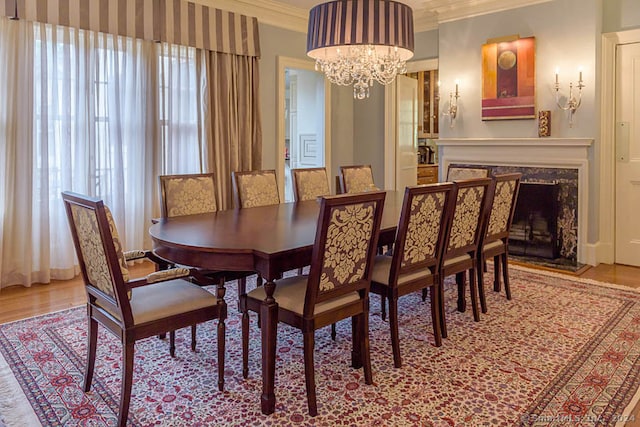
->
left=509, top=182, right=560, bottom=259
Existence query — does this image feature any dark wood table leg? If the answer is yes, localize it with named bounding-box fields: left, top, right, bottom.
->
left=260, top=279, right=278, bottom=415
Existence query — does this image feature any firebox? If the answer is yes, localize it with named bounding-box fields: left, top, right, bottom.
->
left=508, top=182, right=560, bottom=259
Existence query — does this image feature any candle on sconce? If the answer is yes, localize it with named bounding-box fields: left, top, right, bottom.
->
left=579, top=68, right=583, bottom=82
left=555, top=69, right=559, bottom=84
left=454, top=79, right=459, bottom=96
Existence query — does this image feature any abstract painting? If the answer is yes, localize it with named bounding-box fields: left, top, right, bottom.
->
left=482, top=35, right=536, bottom=120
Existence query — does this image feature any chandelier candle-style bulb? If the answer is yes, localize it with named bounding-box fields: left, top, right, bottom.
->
left=307, top=0, right=415, bottom=99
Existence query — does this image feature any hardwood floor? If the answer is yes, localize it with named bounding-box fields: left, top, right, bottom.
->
left=0, top=261, right=638, bottom=424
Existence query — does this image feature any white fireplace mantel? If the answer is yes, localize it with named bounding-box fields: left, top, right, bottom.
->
left=436, top=137, right=595, bottom=264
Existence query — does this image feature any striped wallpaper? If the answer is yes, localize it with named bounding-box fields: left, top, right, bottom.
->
left=2, top=0, right=259, bottom=57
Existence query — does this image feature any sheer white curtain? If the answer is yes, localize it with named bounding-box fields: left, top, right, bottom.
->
left=0, top=17, right=205, bottom=288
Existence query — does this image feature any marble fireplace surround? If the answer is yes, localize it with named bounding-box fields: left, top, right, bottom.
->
left=437, top=138, right=594, bottom=265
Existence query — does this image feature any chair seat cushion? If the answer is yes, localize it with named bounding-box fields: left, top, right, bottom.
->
left=483, top=239, right=503, bottom=251
left=246, top=275, right=360, bottom=316
left=371, top=255, right=432, bottom=286
left=443, top=253, right=471, bottom=267
left=101, top=279, right=218, bottom=325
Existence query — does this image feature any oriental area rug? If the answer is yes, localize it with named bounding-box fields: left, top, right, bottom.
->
left=1, top=266, right=639, bottom=426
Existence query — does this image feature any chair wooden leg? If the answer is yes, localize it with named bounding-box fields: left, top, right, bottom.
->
left=439, top=279, right=448, bottom=339
left=502, top=252, right=512, bottom=300
left=217, top=318, right=226, bottom=391
left=493, top=255, right=502, bottom=292
left=118, top=340, right=135, bottom=427
left=430, top=285, right=442, bottom=347
left=421, top=288, right=428, bottom=302
left=350, top=315, right=363, bottom=369
left=242, top=311, right=250, bottom=379
left=456, top=271, right=467, bottom=313
left=158, top=333, right=166, bottom=339
left=303, top=330, right=317, bottom=416
left=191, top=325, right=197, bottom=351
left=360, top=311, right=373, bottom=385
left=469, top=268, right=481, bottom=322
left=389, top=295, right=402, bottom=368
left=331, top=323, right=337, bottom=340
left=477, top=257, right=488, bottom=314
left=169, top=331, right=176, bottom=357
left=237, top=278, right=246, bottom=311
left=84, top=317, right=98, bottom=392
left=380, top=294, right=387, bottom=321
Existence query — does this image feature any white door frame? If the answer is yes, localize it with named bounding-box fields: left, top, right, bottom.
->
left=276, top=56, right=332, bottom=201
left=384, top=58, right=438, bottom=190
left=598, top=29, right=640, bottom=264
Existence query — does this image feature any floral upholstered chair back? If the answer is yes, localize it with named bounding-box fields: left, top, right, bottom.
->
left=159, top=173, right=218, bottom=218
left=446, top=166, right=490, bottom=181
left=292, top=167, right=331, bottom=202
left=340, top=165, right=379, bottom=194
left=446, top=178, right=493, bottom=256
left=485, top=173, right=522, bottom=241
left=232, top=170, right=280, bottom=209
left=304, top=192, right=385, bottom=315
left=62, top=192, right=131, bottom=316
left=392, top=184, right=454, bottom=279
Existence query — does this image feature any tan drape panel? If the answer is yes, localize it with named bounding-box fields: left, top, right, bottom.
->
left=204, top=52, right=262, bottom=210
left=17, top=0, right=260, bottom=57
left=0, top=0, right=16, bottom=18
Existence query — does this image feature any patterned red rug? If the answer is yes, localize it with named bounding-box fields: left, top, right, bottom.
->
left=1, top=266, right=639, bottom=426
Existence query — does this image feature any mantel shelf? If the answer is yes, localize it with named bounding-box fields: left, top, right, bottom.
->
left=437, top=138, right=594, bottom=147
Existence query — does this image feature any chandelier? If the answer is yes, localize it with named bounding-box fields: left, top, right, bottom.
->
left=306, top=0, right=415, bottom=99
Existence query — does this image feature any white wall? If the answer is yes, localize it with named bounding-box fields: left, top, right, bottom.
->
left=351, top=28, right=440, bottom=188
left=438, top=0, right=599, bottom=139
left=258, top=23, right=354, bottom=190
left=603, top=0, right=640, bottom=32
left=437, top=0, right=601, bottom=244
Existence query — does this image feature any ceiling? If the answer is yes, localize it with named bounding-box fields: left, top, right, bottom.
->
left=206, top=0, right=552, bottom=33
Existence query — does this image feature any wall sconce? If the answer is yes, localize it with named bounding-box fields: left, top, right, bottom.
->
left=554, top=68, right=585, bottom=127
left=445, top=80, right=460, bottom=127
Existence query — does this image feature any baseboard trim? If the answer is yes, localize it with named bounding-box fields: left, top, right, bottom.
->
left=583, top=242, right=614, bottom=266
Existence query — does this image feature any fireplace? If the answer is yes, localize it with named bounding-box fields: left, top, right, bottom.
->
left=437, top=138, right=593, bottom=266
left=509, top=182, right=560, bottom=259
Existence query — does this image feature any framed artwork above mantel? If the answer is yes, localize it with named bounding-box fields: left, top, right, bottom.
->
left=481, top=35, right=536, bottom=120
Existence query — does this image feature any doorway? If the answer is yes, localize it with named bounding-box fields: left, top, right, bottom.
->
left=614, top=41, right=640, bottom=266
left=600, top=29, right=640, bottom=266
left=276, top=57, right=331, bottom=202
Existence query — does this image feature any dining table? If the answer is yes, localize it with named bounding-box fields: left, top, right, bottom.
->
left=149, top=190, right=405, bottom=415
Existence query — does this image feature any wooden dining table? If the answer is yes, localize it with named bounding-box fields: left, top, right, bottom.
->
left=149, top=190, right=405, bottom=415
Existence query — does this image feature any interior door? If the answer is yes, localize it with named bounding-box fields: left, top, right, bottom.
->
left=284, top=67, right=326, bottom=202
left=395, top=75, right=418, bottom=191
left=615, top=42, right=640, bottom=266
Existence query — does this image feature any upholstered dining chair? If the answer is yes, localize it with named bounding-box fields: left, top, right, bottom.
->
left=339, top=164, right=379, bottom=194
left=446, top=165, right=490, bottom=181
left=239, top=191, right=386, bottom=416
left=291, top=167, right=331, bottom=202
left=62, top=192, right=227, bottom=427
left=232, top=169, right=280, bottom=209
left=477, top=173, right=522, bottom=312
left=231, top=169, right=281, bottom=293
left=438, top=177, right=493, bottom=338
left=370, top=183, right=455, bottom=368
left=159, top=173, right=253, bottom=326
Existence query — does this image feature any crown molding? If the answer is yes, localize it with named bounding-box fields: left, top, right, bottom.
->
left=197, top=0, right=308, bottom=33
left=199, top=0, right=554, bottom=34
left=434, top=0, right=553, bottom=24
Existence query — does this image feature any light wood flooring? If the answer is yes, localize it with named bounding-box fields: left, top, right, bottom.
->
left=0, top=261, right=639, bottom=424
